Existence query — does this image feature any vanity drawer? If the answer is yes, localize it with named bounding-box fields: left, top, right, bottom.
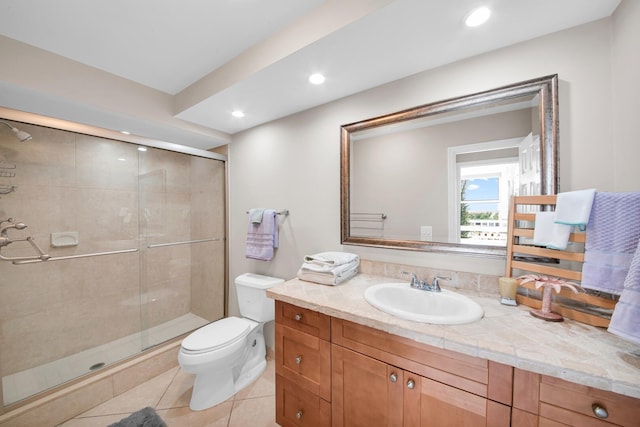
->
left=276, top=323, right=331, bottom=400
left=331, top=317, right=494, bottom=399
left=276, top=374, right=331, bottom=427
left=539, top=375, right=640, bottom=426
left=276, top=300, right=331, bottom=340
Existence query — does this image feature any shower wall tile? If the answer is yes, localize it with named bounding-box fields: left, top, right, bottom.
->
left=76, top=187, right=138, bottom=246
left=140, top=148, right=191, bottom=193
left=191, top=242, right=225, bottom=321
left=75, top=135, right=138, bottom=191
left=142, top=279, right=192, bottom=330
left=140, top=189, right=191, bottom=242
left=191, top=190, right=224, bottom=238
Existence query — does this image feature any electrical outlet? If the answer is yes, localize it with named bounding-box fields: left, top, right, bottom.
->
left=420, top=226, right=432, bottom=241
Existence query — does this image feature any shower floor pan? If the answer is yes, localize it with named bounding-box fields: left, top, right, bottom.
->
left=2, top=313, right=208, bottom=405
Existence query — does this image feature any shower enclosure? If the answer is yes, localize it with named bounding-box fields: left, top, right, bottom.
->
left=0, top=116, right=226, bottom=407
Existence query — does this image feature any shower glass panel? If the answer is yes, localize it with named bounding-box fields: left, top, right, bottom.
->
left=138, top=148, right=226, bottom=350
left=0, top=118, right=225, bottom=407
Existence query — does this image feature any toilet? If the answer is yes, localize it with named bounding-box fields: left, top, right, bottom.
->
left=178, top=273, right=284, bottom=411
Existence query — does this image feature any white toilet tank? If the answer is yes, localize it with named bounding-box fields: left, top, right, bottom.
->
left=236, top=273, right=284, bottom=322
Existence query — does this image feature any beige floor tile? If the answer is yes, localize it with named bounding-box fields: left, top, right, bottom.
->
left=229, top=395, right=278, bottom=427
left=156, top=368, right=194, bottom=409
left=234, top=359, right=276, bottom=400
left=63, top=356, right=278, bottom=426
left=157, top=402, right=233, bottom=427
left=80, top=367, right=179, bottom=417
left=57, top=413, right=129, bottom=426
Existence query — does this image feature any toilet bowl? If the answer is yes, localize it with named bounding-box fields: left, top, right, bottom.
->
left=178, top=273, right=284, bottom=411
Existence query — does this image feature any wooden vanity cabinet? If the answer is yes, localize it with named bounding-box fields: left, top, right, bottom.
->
left=274, top=301, right=639, bottom=427
left=275, top=301, right=332, bottom=426
left=513, top=368, right=640, bottom=427
left=331, top=318, right=511, bottom=427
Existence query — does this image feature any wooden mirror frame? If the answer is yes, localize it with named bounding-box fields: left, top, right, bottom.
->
left=340, top=74, right=558, bottom=256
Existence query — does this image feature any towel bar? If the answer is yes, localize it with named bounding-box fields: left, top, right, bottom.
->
left=12, top=248, right=138, bottom=265
left=245, top=209, right=289, bottom=216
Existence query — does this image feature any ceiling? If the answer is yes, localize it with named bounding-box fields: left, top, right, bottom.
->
left=0, top=0, right=621, bottom=150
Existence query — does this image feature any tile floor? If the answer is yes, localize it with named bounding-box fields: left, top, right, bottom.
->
left=57, top=359, right=278, bottom=427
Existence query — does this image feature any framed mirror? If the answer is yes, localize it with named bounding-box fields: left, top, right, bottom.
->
left=341, top=74, right=558, bottom=256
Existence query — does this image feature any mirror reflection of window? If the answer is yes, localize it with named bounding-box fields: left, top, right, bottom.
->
left=459, top=162, right=518, bottom=246
left=447, top=137, right=526, bottom=246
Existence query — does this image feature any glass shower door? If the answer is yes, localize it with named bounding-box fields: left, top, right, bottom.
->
left=138, top=148, right=225, bottom=350
left=0, top=125, right=145, bottom=405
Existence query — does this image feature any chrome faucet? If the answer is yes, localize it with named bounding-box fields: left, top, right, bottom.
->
left=401, top=271, right=450, bottom=292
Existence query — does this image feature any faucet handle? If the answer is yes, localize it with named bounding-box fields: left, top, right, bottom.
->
left=401, top=271, right=420, bottom=286
left=431, top=276, right=451, bottom=290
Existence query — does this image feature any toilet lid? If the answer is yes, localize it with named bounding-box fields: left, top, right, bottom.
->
left=182, top=317, right=252, bottom=353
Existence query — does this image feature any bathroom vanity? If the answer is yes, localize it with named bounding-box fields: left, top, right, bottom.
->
left=268, top=274, right=640, bottom=427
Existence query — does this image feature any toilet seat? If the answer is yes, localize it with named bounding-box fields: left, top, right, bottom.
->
left=181, top=317, right=252, bottom=354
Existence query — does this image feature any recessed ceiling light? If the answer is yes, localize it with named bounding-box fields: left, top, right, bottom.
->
left=232, top=110, right=245, bottom=118
left=137, top=146, right=147, bottom=152
left=120, top=130, right=131, bottom=135
left=309, top=73, right=326, bottom=85
left=465, top=6, right=491, bottom=27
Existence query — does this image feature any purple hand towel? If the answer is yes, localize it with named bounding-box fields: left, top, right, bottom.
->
left=581, top=192, right=640, bottom=294
left=246, top=209, right=278, bottom=261
left=608, top=237, right=640, bottom=344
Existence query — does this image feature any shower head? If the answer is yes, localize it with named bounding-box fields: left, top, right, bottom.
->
left=0, top=121, right=32, bottom=142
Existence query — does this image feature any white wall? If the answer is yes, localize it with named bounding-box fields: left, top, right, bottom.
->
left=228, top=11, right=640, bottom=319
left=611, top=0, right=640, bottom=191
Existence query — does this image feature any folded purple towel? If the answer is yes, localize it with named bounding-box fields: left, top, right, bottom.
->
left=246, top=209, right=278, bottom=261
left=608, top=237, right=640, bottom=344
left=581, top=192, right=640, bottom=294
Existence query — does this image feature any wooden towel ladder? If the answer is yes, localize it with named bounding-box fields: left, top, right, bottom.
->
left=505, top=195, right=617, bottom=327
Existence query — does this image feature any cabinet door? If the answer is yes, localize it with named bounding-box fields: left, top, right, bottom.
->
left=413, top=376, right=510, bottom=427
left=332, top=345, right=403, bottom=427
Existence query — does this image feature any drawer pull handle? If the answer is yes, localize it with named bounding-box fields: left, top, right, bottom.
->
left=592, top=404, right=608, bottom=419
left=295, top=355, right=302, bottom=364
left=296, top=410, right=303, bottom=419
left=389, top=373, right=398, bottom=382
left=294, top=313, right=303, bottom=321
left=406, top=379, right=415, bottom=390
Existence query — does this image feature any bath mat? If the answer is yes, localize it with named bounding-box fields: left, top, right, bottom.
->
left=108, top=407, right=167, bottom=427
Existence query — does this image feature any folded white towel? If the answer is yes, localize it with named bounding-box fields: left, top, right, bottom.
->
left=533, top=211, right=572, bottom=250
left=303, top=251, right=359, bottom=267
left=300, top=258, right=359, bottom=275
left=297, top=262, right=359, bottom=286
left=554, top=189, right=596, bottom=227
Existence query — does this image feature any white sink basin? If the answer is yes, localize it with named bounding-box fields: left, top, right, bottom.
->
left=364, top=282, right=484, bottom=325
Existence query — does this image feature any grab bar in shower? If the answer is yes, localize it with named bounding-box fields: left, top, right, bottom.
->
left=12, top=248, right=139, bottom=265
left=147, top=237, right=221, bottom=249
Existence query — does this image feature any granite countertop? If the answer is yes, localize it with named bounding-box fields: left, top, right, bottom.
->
left=267, top=273, right=640, bottom=399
